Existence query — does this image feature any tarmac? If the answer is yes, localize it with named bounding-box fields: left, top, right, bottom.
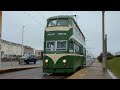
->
left=0, top=61, right=42, bottom=74
left=67, top=60, right=112, bottom=79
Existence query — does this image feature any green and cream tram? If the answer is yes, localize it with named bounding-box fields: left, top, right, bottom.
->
left=43, top=15, right=86, bottom=74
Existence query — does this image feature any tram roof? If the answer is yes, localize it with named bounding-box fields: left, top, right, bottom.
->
left=47, top=15, right=74, bottom=20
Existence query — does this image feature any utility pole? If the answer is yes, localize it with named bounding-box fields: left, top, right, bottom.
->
left=105, top=34, right=107, bottom=73
left=22, top=26, right=25, bottom=57
left=0, top=11, right=2, bottom=67
left=102, top=11, right=107, bottom=75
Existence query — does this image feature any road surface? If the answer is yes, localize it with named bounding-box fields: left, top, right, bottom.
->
left=0, top=67, right=69, bottom=79
left=0, top=58, right=95, bottom=79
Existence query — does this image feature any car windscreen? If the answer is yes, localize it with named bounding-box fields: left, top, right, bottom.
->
left=30, top=55, right=35, bottom=58
left=20, top=55, right=29, bottom=58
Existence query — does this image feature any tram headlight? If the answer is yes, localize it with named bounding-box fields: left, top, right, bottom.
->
left=63, top=59, right=66, bottom=63
left=45, top=59, right=48, bottom=63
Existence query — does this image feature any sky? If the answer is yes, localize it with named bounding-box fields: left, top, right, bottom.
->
left=1, top=11, right=120, bottom=57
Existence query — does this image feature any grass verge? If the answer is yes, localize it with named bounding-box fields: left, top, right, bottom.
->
left=107, top=57, right=120, bottom=78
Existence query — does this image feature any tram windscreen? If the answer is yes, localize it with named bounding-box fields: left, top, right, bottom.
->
left=57, top=41, right=67, bottom=51
left=46, top=41, right=55, bottom=51
left=46, top=41, right=67, bottom=51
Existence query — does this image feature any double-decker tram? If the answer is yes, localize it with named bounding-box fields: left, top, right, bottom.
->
left=43, top=15, right=86, bottom=74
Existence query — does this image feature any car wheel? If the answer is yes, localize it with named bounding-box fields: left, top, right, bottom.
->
left=19, top=61, right=21, bottom=65
left=34, top=61, right=36, bottom=64
left=26, top=61, right=29, bottom=64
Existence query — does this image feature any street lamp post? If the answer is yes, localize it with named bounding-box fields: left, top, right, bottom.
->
left=22, top=26, right=25, bottom=57
left=8, top=42, right=12, bottom=66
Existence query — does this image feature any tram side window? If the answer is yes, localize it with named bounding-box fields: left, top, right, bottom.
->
left=57, top=41, right=67, bottom=51
left=83, top=48, right=86, bottom=55
left=75, top=44, right=80, bottom=54
left=80, top=46, right=83, bottom=55
left=48, top=19, right=57, bottom=27
left=68, top=19, right=73, bottom=26
left=79, top=46, right=82, bottom=54
left=69, top=42, right=74, bottom=53
left=46, top=41, right=55, bottom=51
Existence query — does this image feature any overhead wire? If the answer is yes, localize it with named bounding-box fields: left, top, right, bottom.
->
left=33, top=11, right=47, bottom=26
left=35, top=11, right=47, bottom=20
left=24, top=12, right=44, bottom=29
left=23, top=11, right=45, bottom=40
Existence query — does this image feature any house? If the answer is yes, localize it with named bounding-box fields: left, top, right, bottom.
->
left=1, top=39, right=34, bottom=58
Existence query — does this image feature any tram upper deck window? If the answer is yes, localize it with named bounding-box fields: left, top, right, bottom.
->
left=68, top=19, right=73, bottom=26
left=46, top=41, right=55, bottom=51
left=47, top=18, right=72, bottom=27
left=57, top=19, right=68, bottom=26
left=48, top=19, right=57, bottom=27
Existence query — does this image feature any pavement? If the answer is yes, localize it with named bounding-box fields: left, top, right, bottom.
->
left=67, top=60, right=112, bottom=79
left=0, top=60, right=42, bottom=74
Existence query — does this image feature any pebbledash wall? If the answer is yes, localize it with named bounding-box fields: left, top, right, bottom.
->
left=1, top=39, right=34, bottom=58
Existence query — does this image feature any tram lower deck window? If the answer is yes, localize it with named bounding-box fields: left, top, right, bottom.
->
left=46, top=41, right=55, bottom=51
left=56, top=41, right=67, bottom=51
left=46, top=41, right=67, bottom=51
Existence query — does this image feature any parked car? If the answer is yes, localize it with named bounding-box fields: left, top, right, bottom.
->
left=19, top=55, right=37, bottom=64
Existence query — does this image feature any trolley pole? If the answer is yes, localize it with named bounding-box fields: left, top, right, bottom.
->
left=102, top=11, right=107, bottom=75
left=0, top=11, right=2, bottom=68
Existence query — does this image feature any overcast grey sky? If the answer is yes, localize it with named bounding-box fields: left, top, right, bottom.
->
left=2, top=11, right=120, bottom=57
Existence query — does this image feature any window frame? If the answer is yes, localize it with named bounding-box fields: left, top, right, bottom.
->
left=56, top=40, right=67, bottom=51
left=56, top=18, right=69, bottom=26
left=46, top=41, right=56, bottom=51
left=68, top=41, right=74, bottom=53
left=46, top=40, right=67, bottom=51
left=68, top=19, right=73, bottom=26
left=47, top=18, right=71, bottom=27
left=47, top=19, right=58, bottom=27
